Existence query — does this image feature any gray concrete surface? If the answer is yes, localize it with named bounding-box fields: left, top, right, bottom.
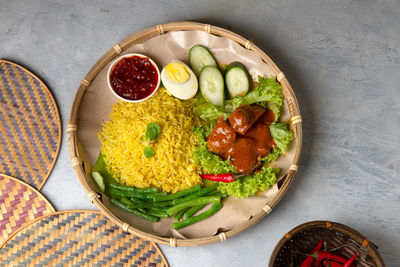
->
left=1, top=0, right=399, bottom=266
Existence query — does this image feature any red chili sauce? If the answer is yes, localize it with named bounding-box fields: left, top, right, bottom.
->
left=110, top=55, right=159, bottom=101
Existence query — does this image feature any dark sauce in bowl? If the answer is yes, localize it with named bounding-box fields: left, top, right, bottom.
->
left=110, top=55, right=159, bottom=101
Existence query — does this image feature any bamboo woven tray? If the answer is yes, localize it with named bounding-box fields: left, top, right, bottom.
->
left=0, top=60, right=61, bottom=190
left=269, top=221, right=385, bottom=267
left=68, top=21, right=302, bottom=246
left=0, top=210, right=169, bottom=266
left=0, top=173, right=55, bottom=246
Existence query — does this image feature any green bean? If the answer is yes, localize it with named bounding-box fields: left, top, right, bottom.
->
left=110, top=198, right=132, bottom=210
left=147, top=206, right=168, bottom=212
left=207, top=189, right=219, bottom=196
left=130, top=197, right=173, bottom=207
left=109, top=198, right=159, bottom=222
left=173, top=184, right=218, bottom=205
left=173, top=202, right=222, bottom=229
left=136, top=208, right=168, bottom=218
left=128, top=197, right=147, bottom=205
left=166, top=196, right=220, bottom=216
left=109, top=188, right=166, bottom=200
left=151, top=200, right=174, bottom=207
left=174, top=208, right=187, bottom=221
left=140, top=192, right=167, bottom=200
left=127, top=197, right=168, bottom=211
left=120, top=197, right=138, bottom=209
left=184, top=204, right=206, bottom=219
left=119, top=197, right=166, bottom=211
left=152, top=185, right=201, bottom=202
left=144, top=209, right=170, bottom=218
left=108, top=182, right=159, bottom=193
left=108, top=189, right=124, bottom=198
left=210, top=191, right=228, bottom=198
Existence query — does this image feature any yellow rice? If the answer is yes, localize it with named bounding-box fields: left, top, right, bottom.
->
left=99, top=88, right=202, bottom=193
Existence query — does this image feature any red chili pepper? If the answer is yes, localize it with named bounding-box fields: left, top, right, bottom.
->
left=200, top=173, right=245, bottom=183
left=343, top=253, right=357, bottom=267
left=301, top=240, right=323, bottom=267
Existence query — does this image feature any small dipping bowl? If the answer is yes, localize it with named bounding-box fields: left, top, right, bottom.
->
left=107, top=53, right=161, bottom=103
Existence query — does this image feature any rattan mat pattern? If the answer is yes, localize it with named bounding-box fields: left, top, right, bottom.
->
left=0, top=210, right=169, bottom=267
left=0, top=60, right=61, bottom=190
left=0, top=173, right=55, bottom=246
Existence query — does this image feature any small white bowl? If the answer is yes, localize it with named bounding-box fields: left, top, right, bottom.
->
left=107, top=53, right=161, bottom=103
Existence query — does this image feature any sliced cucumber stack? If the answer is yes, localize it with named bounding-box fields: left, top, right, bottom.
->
left=225, top=61, right=250, bottom=98
left=199, top=66, right=225, bottom=106
left=189, top=45, right=217, bottom=76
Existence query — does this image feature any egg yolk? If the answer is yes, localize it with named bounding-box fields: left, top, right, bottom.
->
left=165, top=62, right=190, bottom=83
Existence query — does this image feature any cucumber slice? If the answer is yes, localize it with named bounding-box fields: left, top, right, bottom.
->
left=91, top=171, right=105, bottom=192
left=225, top=61, right=250, bottom=98
left=199, top=66, right=225, bottom=106
left=189, top=45, right=217, bottom=76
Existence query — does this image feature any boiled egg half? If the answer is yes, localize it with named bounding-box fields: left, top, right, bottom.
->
left=161, top=60, right=198, bottom=100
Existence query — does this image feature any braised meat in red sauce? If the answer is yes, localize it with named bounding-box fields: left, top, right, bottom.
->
left=228, top=105, right=265, bottom=135
left=244, top=123, right=276, bottom=157
left=229, top=137, right=258, bottom=174
left=258, top=109, right=275, bottom=126
left=206, top=104, right=277, bottom=174
left=207, top=119, right=236, bottom=158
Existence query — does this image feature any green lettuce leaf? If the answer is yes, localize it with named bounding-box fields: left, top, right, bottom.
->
left=260, top=146, right=281, bottom=164
left=225, top=76, right=283, bottom=120
left=194, top=102, right=230, bottom=120
left=192, top=127, right=235, bottom=174
left=269, top=122, right=293, bottom=153
left=217, top=167, right=280, bottom=198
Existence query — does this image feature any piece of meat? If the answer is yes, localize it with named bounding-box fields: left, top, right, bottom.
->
left=229, top=105, right=265, bottom=135
left=229, top=137, right=258, bottom=174
left=207, top=120, right=236, bottom=157
left=245, top=123, right=276, bottom=157
left=257, top=108, right=275, bottom=126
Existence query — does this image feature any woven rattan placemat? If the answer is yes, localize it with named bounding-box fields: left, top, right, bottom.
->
left=0, top=60, right=61, bottom=190
left=0, top=210, right=169, bottom=266
left=0, top=173, right=55, bottom=246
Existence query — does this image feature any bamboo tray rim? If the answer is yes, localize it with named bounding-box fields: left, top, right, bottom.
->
left=0, top=60, right=62, bottom=190
left=67, top=21, right=303, bottom=247
left=0, top=209, right=169, bottom=267
left=268, top=220, right=386, bottom=267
